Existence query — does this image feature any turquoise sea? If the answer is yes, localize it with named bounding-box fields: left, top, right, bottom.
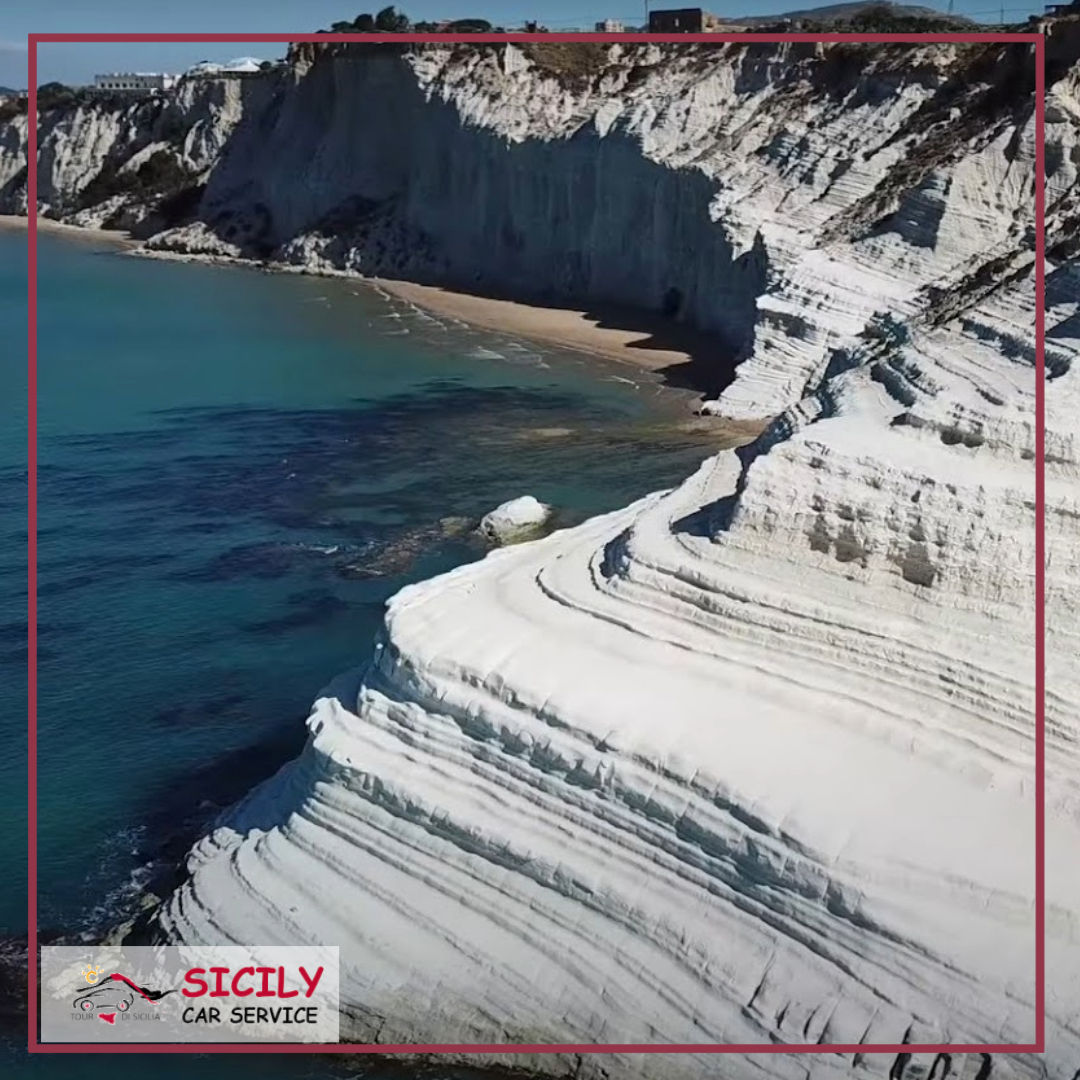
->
left=0, top=226, right=715, bottom=1076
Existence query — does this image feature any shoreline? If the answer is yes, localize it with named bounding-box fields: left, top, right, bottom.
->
left=139, top=247, right=726, bottom=397
left=5, top=212, right=726, bottom=397
left=0, top=213, right=139, bottom=248
left=369, top=277, right=724, bottom=389
left=6, top=213, right=765, bottom=438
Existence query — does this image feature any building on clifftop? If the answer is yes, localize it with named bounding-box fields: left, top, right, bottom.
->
left=91, top=72, right=176, bottom=94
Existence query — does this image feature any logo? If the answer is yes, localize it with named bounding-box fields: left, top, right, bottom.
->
left=72, top=971, right=174, bottom=1025
left=41, top=945, right=340, bottom=1044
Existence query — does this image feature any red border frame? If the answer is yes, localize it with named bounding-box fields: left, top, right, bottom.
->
left=26, top=29, right=1047, bottom=1057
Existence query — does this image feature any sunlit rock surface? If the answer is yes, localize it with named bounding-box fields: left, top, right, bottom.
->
left=479, top=495, right=553, bottom=544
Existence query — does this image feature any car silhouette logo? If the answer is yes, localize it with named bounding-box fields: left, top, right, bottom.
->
left=74, top=984, right=134, bottom=1023
left=73, top=972, right=173, bottom=1024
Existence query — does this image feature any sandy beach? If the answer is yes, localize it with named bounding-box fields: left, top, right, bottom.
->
left=0, top=213, right=139, bottom=248
left=373, top=277, right=725, bottom=389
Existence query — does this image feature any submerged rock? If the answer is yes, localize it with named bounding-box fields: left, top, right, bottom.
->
left=438, top=514, right=475, bottom=538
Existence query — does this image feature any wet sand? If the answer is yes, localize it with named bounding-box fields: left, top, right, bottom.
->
left=373, top=276, right=725, bottom=387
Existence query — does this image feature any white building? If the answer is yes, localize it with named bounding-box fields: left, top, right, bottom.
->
left=594, top=19, right=625, bottom=32
left=92, top=72, right=176, bottom=94
left=185, top=56, right=265, bottom=77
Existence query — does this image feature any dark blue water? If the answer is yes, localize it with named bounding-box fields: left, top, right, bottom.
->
left=1, top=226, right=714, bottom=1075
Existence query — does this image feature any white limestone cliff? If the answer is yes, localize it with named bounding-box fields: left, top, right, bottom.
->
left=0, top=74, right=266, bottom=232
left=7, top=29, right=1079, bottom=1080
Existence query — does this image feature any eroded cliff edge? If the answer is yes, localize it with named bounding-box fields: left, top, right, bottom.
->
left=7, top=30, right=1080, bottom=1079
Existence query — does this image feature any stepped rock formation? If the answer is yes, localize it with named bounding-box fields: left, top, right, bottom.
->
left=7, top=29, right=1079, bottom=1079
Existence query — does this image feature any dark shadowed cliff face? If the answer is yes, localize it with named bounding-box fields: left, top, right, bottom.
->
left=193, top=51, right=770, bottom=356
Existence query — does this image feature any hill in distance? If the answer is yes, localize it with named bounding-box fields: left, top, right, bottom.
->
left=731, top=1, right=976, bottom=25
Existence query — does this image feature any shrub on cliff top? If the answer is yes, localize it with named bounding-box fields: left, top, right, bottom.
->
left=326, top=7, right=409, bottom=32
left=0, top=97, right=28, bottom=123
left=322, top=9, right=499, bottom=34
left=520, top=42, right=611, bottom=86
left=37, top=82, right=78, bottom=112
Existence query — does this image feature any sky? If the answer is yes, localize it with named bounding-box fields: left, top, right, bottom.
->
left=0, top=0, right=1046, bottom=89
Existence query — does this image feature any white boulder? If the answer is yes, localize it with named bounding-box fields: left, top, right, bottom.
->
left=478, top=495, right=553, bottom=544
